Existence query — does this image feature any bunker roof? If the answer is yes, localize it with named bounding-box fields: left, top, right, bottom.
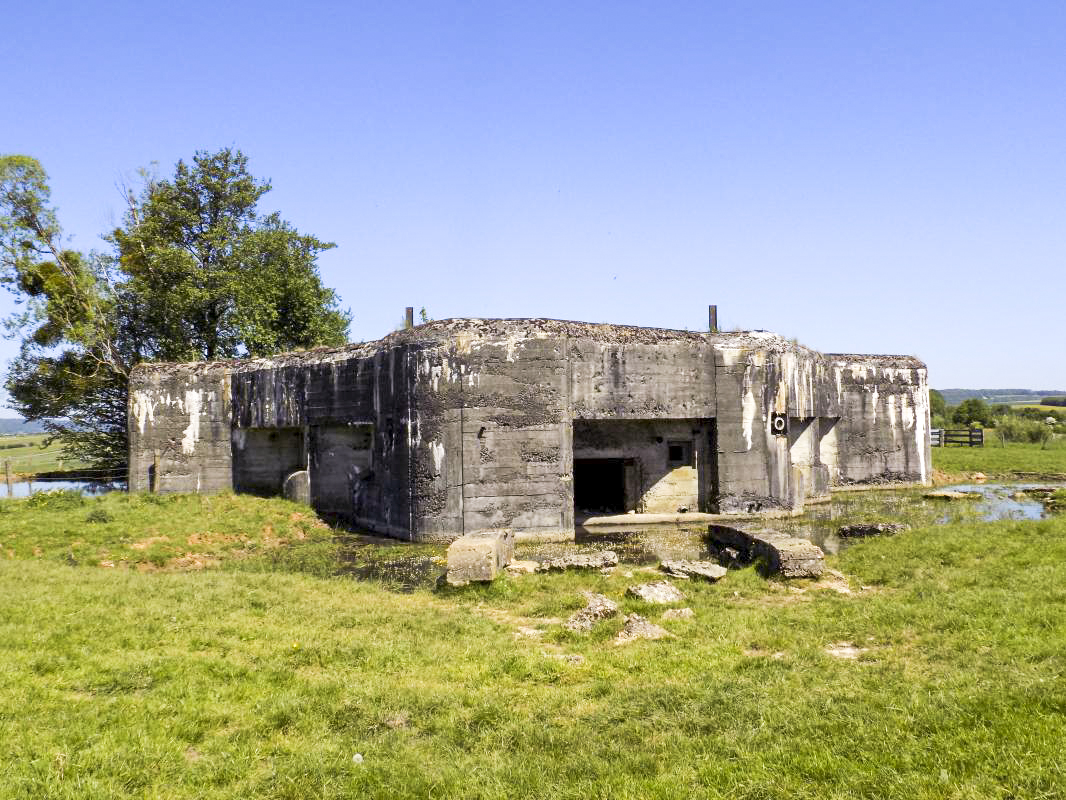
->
left=130, top=317, right=925, bottom=375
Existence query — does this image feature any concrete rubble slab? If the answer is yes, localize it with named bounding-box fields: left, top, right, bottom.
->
left=709, top=524, right=825, bottom=579
left=838, top=522, right=908, bottom=538
left=614, top=614, right=673, bottom=644
left=535, top=551, right=618, bottom=572
left=626, top=581, right=685, bottom=604
left=660, top=560, right=728, bottom=582
left=564, top=592, right=619, bottom=632
left=446, top=529, right=514, bottom=586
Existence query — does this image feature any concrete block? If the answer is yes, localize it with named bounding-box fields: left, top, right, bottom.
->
left=708, top=524, right=824, bottom=579
left=446, top=529, right=514, bottom=585
left=283, top=470, right=311, bottom=505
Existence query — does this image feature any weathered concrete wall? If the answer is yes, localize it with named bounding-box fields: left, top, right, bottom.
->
left=129, top=318, right=930, bottom=542
left=828, top=355, right=931, bottom=485
left=128, top=364, right=233, bottom=493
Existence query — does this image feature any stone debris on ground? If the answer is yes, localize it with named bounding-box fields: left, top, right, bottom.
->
left=626, top=581, right=685, bottom=604
left=535, top=550, right=619, bottom=572
left=614, top=614, right=674, bottom=645
left=923, top=490, right=979, bottom=500
left=564, top=592, right=619, bottom=632
left=504, top=560, right=539, bottom=575
left=659, top=560, right=728, bottom=582
left=838, top=522, right=909, bottom=538
left=661, top=607, right=694, bottom=620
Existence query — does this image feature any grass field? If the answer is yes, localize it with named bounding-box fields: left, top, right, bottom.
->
left=1, top=490, right=1065, bottom=798
left=932, top=439, right=1066, bottom=479
left=0, top=434, right=88, bottom=477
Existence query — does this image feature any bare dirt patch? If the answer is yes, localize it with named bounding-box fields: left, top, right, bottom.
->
left=130, top=535, right=170, bottom=550
left=825, top=641, right=869, bottom=660
left=166, top=552, right=221, bottom=571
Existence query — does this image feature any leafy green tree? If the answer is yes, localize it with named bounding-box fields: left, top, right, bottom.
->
left=952, top=397, right=993, bottom=428
left=928, top=389, right=947, bottom=426
left=928, top=388, right=946, bottom=417
left=1, top=149, right=349, bottom=471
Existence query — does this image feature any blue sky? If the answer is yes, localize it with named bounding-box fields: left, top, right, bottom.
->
left=2, top=0, right=1064, bottom=415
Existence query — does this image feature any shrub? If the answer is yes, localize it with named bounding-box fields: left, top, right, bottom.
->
left=25, top=489, right=85, bottom=510
left=86, top=507, right=114, bottom=524
left=994, top=416, right=1053, bottom=448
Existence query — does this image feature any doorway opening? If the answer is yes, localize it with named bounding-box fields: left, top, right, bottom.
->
left=573, top=458, right=626, bottom=514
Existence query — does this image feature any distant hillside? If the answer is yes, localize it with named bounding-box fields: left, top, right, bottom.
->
left=937, top=389, right=1066, bottom=406
left=0, top=418, right=49, bottom=435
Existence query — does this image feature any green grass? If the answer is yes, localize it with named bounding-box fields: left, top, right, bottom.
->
left=0, top=433, right=87, bottom=476
left=0, top=491, right=340, bottom=572
left=1, top=492, right=1065, bottom=797
left=932, top=439, right=1066, bottom=479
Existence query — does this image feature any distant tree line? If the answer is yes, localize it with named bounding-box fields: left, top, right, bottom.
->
left=1042, top=397, right=1066, bottom=407
left=929, top=390, right=1064, bottom=448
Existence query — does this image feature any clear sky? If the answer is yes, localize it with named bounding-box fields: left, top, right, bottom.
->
left=2, top=0, right=1064, bottom=416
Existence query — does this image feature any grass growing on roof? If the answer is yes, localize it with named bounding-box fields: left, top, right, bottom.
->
left=1, top=492, right=1065, bottom=797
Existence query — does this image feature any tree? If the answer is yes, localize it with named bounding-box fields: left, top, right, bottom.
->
left=1, top=149, right=350, bottom=471
left=928, top=389, right=947, bottom=427
left=952, top=397, right=993, bottom=428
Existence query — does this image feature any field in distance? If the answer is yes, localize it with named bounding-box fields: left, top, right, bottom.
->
left=0, top=433, right=86, bottom=475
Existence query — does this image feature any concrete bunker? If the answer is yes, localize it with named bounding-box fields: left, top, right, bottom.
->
left=128, top=318, right=932, bottom=542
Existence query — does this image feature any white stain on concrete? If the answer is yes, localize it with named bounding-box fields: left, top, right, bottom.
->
left=181, top=389, right=202, bottom=454
left=914, top=379, right=929, bottom=482
left=131, top=390, right=157, bottom=434
left=741, top=368, right=757, bottom=452
left=900, top=396, right=915, bottom=430
left=430, top=441, right=446, bottom=475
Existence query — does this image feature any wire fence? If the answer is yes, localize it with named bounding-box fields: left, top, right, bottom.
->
left=2, top=459, right=127, bottom=481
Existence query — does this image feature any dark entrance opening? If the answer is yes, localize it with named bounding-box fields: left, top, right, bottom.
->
left=574, top=458, right=626, bottom=513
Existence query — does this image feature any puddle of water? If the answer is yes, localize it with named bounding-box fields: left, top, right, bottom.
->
left=517, top=527, right=717, bottom=567
left=945, top=483, right=1047, bottom=522
left=345, top=556, right=446, bottom=593
left=2, top=479, right=124, bottom=499
left=325, top=481, right=1065, bottom=591
left=333, top=532, right=447, bottom=592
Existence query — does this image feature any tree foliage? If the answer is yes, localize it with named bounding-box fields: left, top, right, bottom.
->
left=952, top=397, right=994, bottom=428
left=1, top=149, right=349, bottom=471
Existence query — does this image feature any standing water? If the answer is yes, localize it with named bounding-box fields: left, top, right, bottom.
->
left=2, top=479, right=124, bottom=499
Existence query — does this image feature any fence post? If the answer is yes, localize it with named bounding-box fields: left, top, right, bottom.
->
left=4, top=459, right=11, bottom=497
